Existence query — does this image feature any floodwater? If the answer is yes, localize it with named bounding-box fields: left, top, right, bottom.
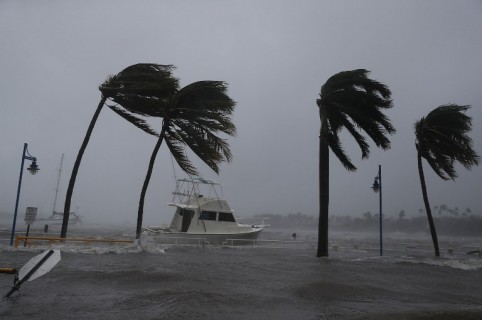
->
left=1, top=226, right=481, bottom=320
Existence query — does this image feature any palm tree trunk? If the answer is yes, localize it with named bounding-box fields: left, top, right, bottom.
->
left=417, top=152, right=440, bottom=257
left=136, top=121, right=168, bottom=240
left=318, top=113, right=329, bottom=257
left=61, top=97, right=106, bottom=238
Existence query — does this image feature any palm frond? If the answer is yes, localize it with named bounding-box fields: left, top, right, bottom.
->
left=174, top=118, right=233, bottom=156
left=321, top=69, right=391, bottom=101
left=415, top=104, right=479, bottom=180
left=318, top=69, right=395, bottom=171
left=99, top=63, right=179, bottom=118
left=107, top=104, right=158, bottom=136
left=100, top=64, right=179, bottom=99
left=170, top=124, right=227, bottom=174
left=328, top=89, right=395, bottom=137
left=106, top=94, right=170, bottom=117
left=327, top=111, right=370, bottom=159
left=157, top=80, right=237, bottom=174
left=177, top=81, right=235, bottom=111
left=327, top=131, right=357, bottom=171
left=174, top=81, right=236, bottom=127
left=164, top=128, right=198, bottom=176
left=188, top=117, right=237, bottom=136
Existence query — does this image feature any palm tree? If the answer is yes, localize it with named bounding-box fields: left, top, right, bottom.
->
left=135, top=80, right=236, bottom=240
left=415, top=104, right=479, bottom=256
left=316, top=69, right=395, bottom=257
left=61, top=64, right=179, bottom=238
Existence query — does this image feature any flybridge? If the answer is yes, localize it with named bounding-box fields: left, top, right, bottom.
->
left=172, top=176, right=223, bottom=200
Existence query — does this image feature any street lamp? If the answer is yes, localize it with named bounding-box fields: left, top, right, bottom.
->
left=371, top=164, right=383, bottom=256
left=10, top=143, right=40, bottom=246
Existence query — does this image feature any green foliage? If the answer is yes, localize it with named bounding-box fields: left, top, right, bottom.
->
left=317, top=69, right=396, bottom=171
left=99, top=64, right=236, bottom=175
left=100, top=64, right=179, bottom=102
left=99, top=64, right=179, bottom=135
left=165, top=80, right=236, bottom=174
left=415, top=104, right=480, bottom=180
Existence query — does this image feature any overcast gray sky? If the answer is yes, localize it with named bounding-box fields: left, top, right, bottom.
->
left=1, top=0, right=481, bottom=227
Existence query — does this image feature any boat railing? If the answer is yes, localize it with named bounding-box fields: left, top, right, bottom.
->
left=145, top=236, right=209, bottom=246
left=223, top=239, right=257, bottom=246
left=223, top=238, right=305, bottom=248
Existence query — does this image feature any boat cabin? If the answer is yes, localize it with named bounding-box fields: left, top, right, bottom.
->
left=168, top=196, right=239, bottom=234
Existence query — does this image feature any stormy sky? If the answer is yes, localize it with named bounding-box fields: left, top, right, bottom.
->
left=1, top=0, right=481, bottom=227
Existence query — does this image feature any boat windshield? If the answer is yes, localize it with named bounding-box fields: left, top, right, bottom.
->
left=218, top=212, right=236, bottom=222
left=200, top=211, right=217, bottom=220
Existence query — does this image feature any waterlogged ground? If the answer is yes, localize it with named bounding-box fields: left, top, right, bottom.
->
left=0, top=227, right=481, bottom=320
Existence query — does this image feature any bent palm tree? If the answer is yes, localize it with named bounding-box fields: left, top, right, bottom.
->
left=61, top=64, right=178, bottom=238
left=415, top=104, right=479, bottom=257
left=316, top=69, right=395, bottom=257
left=135, top=80, right=236, bottom=240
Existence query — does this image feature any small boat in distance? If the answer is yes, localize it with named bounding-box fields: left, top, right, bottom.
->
left=38, top=154, right=82, bottom=226
left=39, top=210, right=82, bottom=226
left=143, top=176, right=265, bottom=245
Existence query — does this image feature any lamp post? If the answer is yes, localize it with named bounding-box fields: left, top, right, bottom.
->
left=10, top=143, right=39, bottom=246
left=371, top=164, right=382, bottom=256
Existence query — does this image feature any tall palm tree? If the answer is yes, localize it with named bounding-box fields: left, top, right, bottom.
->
left=135, top=80, right=236, bottom=240
left=415, top=104, right=479, bottom=257
left=61, top=64, right=179, bottom=238
left=316, top=69, right=395, bottom=257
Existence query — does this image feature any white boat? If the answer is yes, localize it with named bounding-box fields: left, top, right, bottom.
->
left=143, top=176, right=265, bottom=245
left=37, top=154, right=82, bottom=226
left=38, top=210, right=82, bottom=226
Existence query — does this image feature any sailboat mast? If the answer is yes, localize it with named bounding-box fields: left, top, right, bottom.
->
left=52, top=154, right=64, bottom=215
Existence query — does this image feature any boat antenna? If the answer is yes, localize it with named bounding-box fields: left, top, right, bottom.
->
left=52, top=154, right=64, bottom=215
left=169, top=152, right=178, bottom=183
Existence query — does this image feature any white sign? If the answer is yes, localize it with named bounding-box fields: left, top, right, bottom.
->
left=24, top=207, right=38, bottom=225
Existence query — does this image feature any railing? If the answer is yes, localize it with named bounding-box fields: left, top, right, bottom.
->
left=221, top=238, right=481, bottom=257
left=10, top=233, right=480, bottom=258
left=223, top=239, right=307, bottom=248
left=14, top=235, right=133, bottom=248
left=223, top=239, right=258, bottom=246
left=146, top=236, right=209, bottom=246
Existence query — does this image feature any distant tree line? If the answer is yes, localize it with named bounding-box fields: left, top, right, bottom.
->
left=255, top=211, right=482, bottom=237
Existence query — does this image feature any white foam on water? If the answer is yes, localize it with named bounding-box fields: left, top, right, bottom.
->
left=385, top=255, right=482, bottom=270
left=0, top=242, right=169, bottom=255
left=421, top=257, right=482, bottom=270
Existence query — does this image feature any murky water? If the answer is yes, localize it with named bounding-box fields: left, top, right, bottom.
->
left=1, top=227, right=481, bottom=319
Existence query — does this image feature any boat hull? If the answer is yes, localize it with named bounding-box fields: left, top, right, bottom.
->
left=37, top=214, right=82, bottom=226
left=143, top=228, right=263, bottom=245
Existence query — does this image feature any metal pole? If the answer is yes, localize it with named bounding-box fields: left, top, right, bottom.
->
left=5, top=250, right=55, bottom=297
left=379, top=165, right=383, bottom=256
left=24, top=224, right=31, bottom=247
left=10, top=143, right=28, bottom=246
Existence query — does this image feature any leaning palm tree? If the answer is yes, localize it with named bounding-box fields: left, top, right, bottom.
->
left=133, top=80, right=236, bottom=240
left=61, top=64, right=179, bottom=238
left=415, top=104, right=479, bottom=257
left=316, top=69, right=395, bottom=257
